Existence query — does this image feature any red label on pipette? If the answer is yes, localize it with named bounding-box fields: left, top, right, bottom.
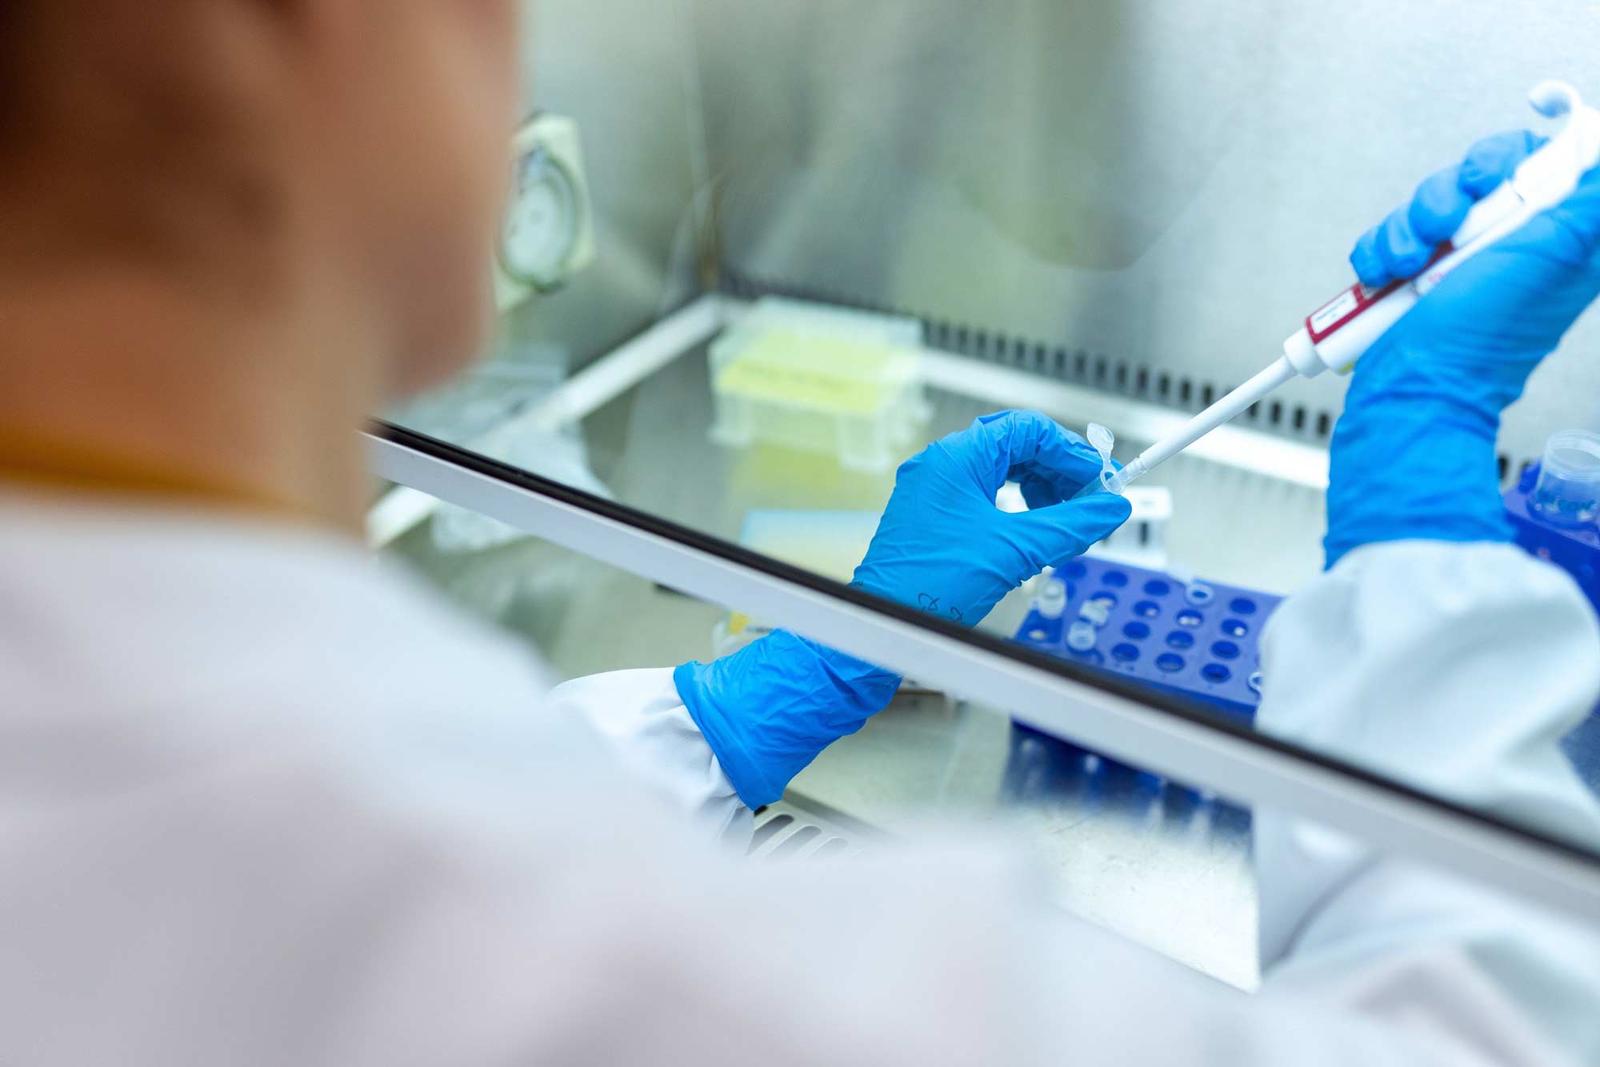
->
left=1304, top=243, right=1452, bottom=345
left=1306, top=279, right=1402, bottom=344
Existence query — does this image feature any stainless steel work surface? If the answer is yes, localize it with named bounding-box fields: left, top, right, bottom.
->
left=794, top=696, right=1259, bottom=989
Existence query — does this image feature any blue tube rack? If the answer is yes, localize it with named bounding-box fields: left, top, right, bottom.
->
left=1006, top=475, right=1600, bottom=810
left=1003, top=557, right=1281, bottom=814
left=1013, top=558, right=1282, bottom=721
left=1506, top=463, right=1600, bottom=789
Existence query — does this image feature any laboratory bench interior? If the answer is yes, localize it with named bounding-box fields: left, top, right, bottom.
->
left=383, top=325, right=1304, bottom=988
left=370, top=0, right=1600, bottom=994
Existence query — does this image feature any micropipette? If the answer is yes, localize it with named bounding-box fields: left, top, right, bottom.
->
left=1105, top=79, right=1600, bottom=494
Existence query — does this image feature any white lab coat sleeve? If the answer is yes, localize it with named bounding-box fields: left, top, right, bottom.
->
left=546, top=668, right=750, bottom=840
left=1254, top=540, right=1600, bottom=1066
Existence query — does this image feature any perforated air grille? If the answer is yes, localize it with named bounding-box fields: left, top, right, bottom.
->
left=748, top=801, right=868, bottom=861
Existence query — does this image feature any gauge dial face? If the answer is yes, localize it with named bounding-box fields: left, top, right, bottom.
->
left=500, top=149, right=580, bottom=289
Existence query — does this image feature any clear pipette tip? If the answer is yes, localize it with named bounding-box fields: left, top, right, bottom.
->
left=1087, top=423, right=1132, bottom=495
left=1102, top=457, right=1146, bottom=495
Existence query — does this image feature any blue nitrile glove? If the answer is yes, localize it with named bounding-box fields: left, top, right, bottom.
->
left=676, top=410, right=1132, bottom=807
left=1326, top=130, right=1600, bottom=568
left=851, top=410, right=1133, bottom=625
left=673, top=631, right=900, bottom=809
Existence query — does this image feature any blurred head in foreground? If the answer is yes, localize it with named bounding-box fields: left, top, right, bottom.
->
left=0, top=1, right=524, bottom=524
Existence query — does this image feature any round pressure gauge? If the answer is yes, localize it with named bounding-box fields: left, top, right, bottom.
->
left=500, top=147, right=582, bottom=291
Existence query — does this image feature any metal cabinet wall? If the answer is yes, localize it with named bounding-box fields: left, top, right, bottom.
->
left=685, top=0, right=1600, bottom=466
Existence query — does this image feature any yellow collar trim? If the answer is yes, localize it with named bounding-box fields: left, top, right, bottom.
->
left=0, top=430, right=306, bottom=519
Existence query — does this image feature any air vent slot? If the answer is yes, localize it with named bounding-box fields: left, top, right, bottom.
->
left=748, top=802, right=868, bottom=861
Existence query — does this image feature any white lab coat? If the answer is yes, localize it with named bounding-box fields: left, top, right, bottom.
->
left=1, top=491, right=1598, bottom=1066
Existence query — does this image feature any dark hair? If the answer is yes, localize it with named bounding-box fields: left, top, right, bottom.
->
left=0, top=4, right=61, bottom=167
left=0, top=3, right=278, bottom=273
left=0, top=5, right=24, bottom=150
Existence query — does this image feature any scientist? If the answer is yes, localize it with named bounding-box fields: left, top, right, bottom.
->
left=0, top=2, right=1598, bottom=1064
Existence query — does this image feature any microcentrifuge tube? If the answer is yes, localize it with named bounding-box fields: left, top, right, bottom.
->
left=1078, top=599, right=1112, bottom=628
left=1531, top=429, right=1600, bottom=529
left=1035, top=573, right=1068, bottom=619
left=1087, top=423, right=1120, bottom=494
left=1066, top=620, right=1098, bottom=652
left=1167, top=564, right=1214, bottom=606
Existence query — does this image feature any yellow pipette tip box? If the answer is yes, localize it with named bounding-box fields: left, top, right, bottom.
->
left=710, top=298, right=929, bottom=472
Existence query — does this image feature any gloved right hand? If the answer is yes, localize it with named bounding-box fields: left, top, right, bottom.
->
left=1326, top=130, right=1600, bottom=568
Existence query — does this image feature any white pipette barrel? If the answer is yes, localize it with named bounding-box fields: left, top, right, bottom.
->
left=1105, top=79, right=1600, bottom=494
left=1106, top=356, right=1297, bottom=492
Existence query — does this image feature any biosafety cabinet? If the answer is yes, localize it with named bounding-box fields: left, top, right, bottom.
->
left=370, top=1, right=1600, bottom=985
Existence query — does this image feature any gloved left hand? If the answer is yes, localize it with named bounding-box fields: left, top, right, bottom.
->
left=851, top=409, right=1133, bottom=625
left=676, top=410, right=1131, bottom=808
